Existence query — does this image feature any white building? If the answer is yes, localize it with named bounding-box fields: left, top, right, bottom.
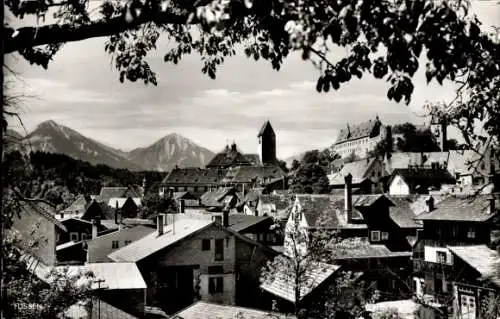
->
left=332, top=116, right=389, bottom=159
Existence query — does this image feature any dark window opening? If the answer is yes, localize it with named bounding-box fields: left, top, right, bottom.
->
left=202, top=239, right=211, bottom=251
left=215, top=239, right=224, bottom=261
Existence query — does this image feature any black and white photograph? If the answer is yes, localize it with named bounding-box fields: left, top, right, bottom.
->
left=1, top=0, right=500, bottom=318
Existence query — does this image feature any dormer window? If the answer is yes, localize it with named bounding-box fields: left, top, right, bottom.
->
left=467, top=227, right=475, bottom=239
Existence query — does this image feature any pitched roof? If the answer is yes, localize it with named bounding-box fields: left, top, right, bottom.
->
left=98, top=186, right=143, bottom=204
left=162, top=168, right=227, bottom=185
left=206, top=143, right=253, bottom=168
left=260, top=262, right=340, bottom=303
left=61, top=194, right=91, bottom=214
left=228, top=214, right=273, bottom=232
left=334, top=118, right=381, bottom=144
left=391, top=168, right=456, bottom=188
left=245, top=154, right=262, bottom=166
left=331, top=242, right=412, bottom=259
left=222, top=165, right=285, bottom=184
left=416, top=195, right=499, bottom=222
left=295, top=195, right=371, bottom=229
left=328, top=158, right=378, bottom=185
left=257, top=121, right=275, bottom=137
left=107, top=197, right=142, bottom=208
left=108, top=219, right=214, bottom=262
left=200, top=187, right=237, bottom=207
left=447, top=245, right=500, bottom=287
left=386, top=196, right=428, bottom=228
left=173, top=191, right=198, bottom=200
left=19, top=200, right=67, bottom=232
left=179, top=302, right=292, bottom=319
left=174, top=301, right=293, bottom=319
left=66, top=299, right=139, bottom=319
left=59, top=262, right=147, bottom=290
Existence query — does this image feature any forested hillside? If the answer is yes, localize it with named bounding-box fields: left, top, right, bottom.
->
left=3, top=151, right=166, bottom=209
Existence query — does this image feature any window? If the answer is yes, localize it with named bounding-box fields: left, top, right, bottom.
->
left=209, top=277, right=224, bottom=294
left=70, top=232, right=79, bottom=242
left=381, top=232, right=389, bottom=240
left=452, top=225, right=459, bottom=237
left=124, top=240, right=132, bottom=246
left=60, top=213, right=65, bottom=219
left=202, top=239, right=211, bottom=251
left=370, top=231, right=381, bottom=242
left=215, top=239, right=224, bottom=261
left=467, top=227, right=475, bottom=239
left=436, top=251, right=447, bottom=264
left=112, top=240, right=119, bottom=249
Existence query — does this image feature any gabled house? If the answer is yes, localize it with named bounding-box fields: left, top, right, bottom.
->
left=224, top=214, right=277, bottom=246
left=10, top=200, right=67, bottom=266
left=207, top=142, right=258, bottom=169
left=59, top=194, right=92, bottom=220
left=328, top=157, right=386, bottom=194
left=97, top=185, right=144, bottom=205
left=445, top=245, right=500, bottom=319
left=161, top=168, right=226, bottom=195
left=57, top=217, right=107, bottom=245
left=108, top=214, right=277, bottom=314
left=412, top=194, right=500, bottom=313
left=220, top=165, right=287, bottom=194
left=255, top=194, right=294, bottom=221
left=388, top=168, right=456, bottom=195
left=199, top=187, right=240, bottom=212
left=107, top=196, right=142, bottom=218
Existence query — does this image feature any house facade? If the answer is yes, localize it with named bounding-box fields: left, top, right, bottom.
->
left=388, top=168, right=456, bottom=195
left=328, top=157, right=387, bottom=193
left=412, top=194, right=500, bottom=316
left=108, top=215, right=277, bottom=315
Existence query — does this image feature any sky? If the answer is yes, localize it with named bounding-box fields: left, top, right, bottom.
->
left=5, top=1, right=500, bottom=159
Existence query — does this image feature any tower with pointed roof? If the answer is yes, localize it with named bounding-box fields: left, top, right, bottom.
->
left=257, top=120, right=277, bottom=166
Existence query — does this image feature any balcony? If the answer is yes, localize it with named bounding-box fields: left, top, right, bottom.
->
left=413, top=259, right=453, bottom=275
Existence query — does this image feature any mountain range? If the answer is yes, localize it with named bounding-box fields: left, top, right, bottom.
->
left=7, top=120, right=215, bottom=172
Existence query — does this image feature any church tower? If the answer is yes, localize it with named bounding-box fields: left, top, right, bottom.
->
left=257, top=121, right=277, bottom=166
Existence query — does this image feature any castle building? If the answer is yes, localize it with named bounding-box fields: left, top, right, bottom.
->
left=332, top=116, right=389, bottom=159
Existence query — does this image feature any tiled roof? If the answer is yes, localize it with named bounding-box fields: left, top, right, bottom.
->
left=200, top=187, right=237, bottom=207
left=328, top=158, right=377, bottom=185
left=174, top=301, right=293, bottom=319
left=245, top=154, right=262, bottom=166
left=334, top=118, right=380, bottom=144
left=108, top=219, right=214, bottom=262
left=386, top=196, right=429, bottom=228
left=107, top=197, right=142, bottom=208
left=62, top=194, right=92, bottom=214
left=173, top=191, right=198, bottom=200
left=260, top=261, right=340, bottom=303
left=206, top=144, right=253, bottom=168
left=391, top=168, right=456, bottom=187
left=222, top=165, right=285, bottom=184
left=19, top=200, right=67, bottom=232
left=228, top=214, right=273, bottom=232
left=384, top=152, right=449, bottom=174
left=416, top=195, right=499, bottom=222
left=295, top=195, right=372, bottom=229
left=447, top=245, right=500, bottom=287
left=258, top=121, right=275, bottom=137
left=162, top=168, right=226, bottom=185
left=237, top=189, right=264, bottom=208
left=331, top=243, right=412, bottom=259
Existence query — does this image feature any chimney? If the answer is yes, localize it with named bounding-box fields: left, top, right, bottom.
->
left=425, top=195, right=435, bottom=213
left=179, top=199, right=185, bottom=214
left=157, top=214, right=165, bottom=235
left=92, top=218, right=100, bottom=239
left=222, top=207, right=229, bottom=228
left=344, top=173, right=353, bottom=223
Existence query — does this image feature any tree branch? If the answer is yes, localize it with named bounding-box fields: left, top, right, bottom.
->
left=4, top=9, right=198, bottom=54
